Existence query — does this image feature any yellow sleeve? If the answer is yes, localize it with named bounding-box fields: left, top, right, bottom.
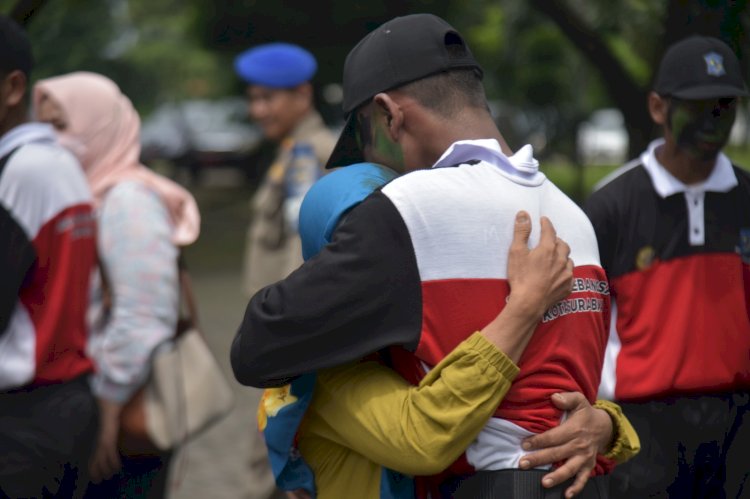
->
left=300, top=332, right=519, bottom=476
left=593, top=399, right=641, bottom=464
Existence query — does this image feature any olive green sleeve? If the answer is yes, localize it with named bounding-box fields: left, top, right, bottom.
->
left=303, top=332, right=519, bottom=476
left=593, top=399, right=641, bottom=464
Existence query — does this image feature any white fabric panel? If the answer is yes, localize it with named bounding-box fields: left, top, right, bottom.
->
left=382, top=141, right=601, bottom=282
left=466, top=416, right=551, bottom=471
left=0, top=143, right=91, bottom=239
left=684, top=190, right=706, bottom=246
left=0, top=305, right=35, bottom=389
left=597, top=300, right=621, bottom=400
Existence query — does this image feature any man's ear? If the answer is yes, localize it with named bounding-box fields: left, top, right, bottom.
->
left=1, top=70, right=26, bottom=109
left=372, top=92, right=403, bottom=141
left=648, top=91, right=668, bottom=126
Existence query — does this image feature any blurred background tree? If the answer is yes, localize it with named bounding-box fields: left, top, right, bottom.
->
left=5, top=0, right=750, bottom=199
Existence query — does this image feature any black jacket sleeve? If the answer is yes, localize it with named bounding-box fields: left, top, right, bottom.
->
left=583, top=188, right=618, bottom=277
left=230, top=192, right=423, bottom=388
left=0, top=205, right=36, bottom=335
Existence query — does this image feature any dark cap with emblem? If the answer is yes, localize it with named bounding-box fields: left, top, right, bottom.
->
left=654, top=35, right=749, bottom=100
left=325, top=13, right=483, bottom=169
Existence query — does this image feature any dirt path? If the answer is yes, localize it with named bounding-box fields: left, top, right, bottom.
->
left=165, top=180, right=284, bottom=499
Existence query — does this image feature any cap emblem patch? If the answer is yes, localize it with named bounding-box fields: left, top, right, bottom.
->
left=636, top=246, right=656, bottom=271
left=704, top=52, right=725, bottom=77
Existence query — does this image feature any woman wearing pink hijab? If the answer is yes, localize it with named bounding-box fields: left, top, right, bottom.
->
left=34, top=72, right=200, bottom=498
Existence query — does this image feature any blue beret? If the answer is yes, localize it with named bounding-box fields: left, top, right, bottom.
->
left=234, top=42, right=317, bottom=88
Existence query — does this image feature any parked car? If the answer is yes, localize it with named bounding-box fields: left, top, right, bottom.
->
left=140, top=97, right=265, bottom=182
left=577, top=108, right=629, bottom=165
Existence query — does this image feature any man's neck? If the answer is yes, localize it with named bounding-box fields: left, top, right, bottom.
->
left=0, top=108, right=29, bottom=140
left=655, top=138, right=717, bottom=186
left=426, top=109, right=511, bottom=163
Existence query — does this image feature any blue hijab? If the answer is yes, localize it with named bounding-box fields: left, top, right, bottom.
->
left=262, top=163, right=412, bottom=498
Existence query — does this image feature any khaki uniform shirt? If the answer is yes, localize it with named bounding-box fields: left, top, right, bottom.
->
left=242, top=111, right=336, bottom=297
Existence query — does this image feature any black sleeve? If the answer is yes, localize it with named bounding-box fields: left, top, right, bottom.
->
left=230, top=191, right=423, bottom=388
left=583, top=189, right=617, bottom=276
left=0, top=205, right=36, bottom=335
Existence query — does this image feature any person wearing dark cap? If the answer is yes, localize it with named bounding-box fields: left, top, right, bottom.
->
left=233, top=13, right=638, bottom=498
left=0, top=15, right=99, bottom=498
left=235, top=42, right=336, bottom=299
left=585, top=35, right=750, bottom=498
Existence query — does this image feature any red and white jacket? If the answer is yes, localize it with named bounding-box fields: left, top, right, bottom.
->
left=0, top=123, right=96, bottom=390
left=234, top=139, right=610, bottom=471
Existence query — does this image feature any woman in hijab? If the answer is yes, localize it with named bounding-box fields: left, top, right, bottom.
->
left=34, top=72, right=200, bottom=498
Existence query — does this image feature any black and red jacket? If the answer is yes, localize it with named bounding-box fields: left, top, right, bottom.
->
left=585, top=139, right=750, bottom=402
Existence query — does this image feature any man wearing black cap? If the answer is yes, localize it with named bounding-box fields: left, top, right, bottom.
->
left=585, top=36, right=750, bottom=498
left=0, top=15, right=99, bottom=498
left=233, top=14, right=635, bottom=498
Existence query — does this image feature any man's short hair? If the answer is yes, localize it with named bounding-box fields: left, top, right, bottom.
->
left=0, top=16, right=33, bottom=79
left=398, top=65, right=486, bottom=118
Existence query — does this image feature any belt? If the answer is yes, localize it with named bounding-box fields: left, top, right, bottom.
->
left=453, top=469, right=609, bottom=499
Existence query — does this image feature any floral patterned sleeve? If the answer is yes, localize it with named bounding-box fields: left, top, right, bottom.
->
left=89, top=180, right=179, bottom=403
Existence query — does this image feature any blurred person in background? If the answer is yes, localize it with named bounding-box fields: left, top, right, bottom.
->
left=34, top=71, right=201, bottom=499
left=585, top=36, right=750, bottom=498
left=234, top=41, right=335, bottom=499
left=0, top=16, right=99, bottom=498
left=236, top=42, right=335, bottom=298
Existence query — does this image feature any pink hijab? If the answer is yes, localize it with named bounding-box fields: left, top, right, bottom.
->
left=33, top=72, right=200, bottom=246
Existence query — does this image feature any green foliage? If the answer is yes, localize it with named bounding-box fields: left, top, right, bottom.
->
left=541, top=163, right=619, bottom=203
left=26, top=0, right=234, bottom=115
left=18, top=0, right=750, bottom=162
left=606, top=35, right=650, bottom=87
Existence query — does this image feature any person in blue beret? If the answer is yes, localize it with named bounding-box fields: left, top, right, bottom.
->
left=235, top=42, right=336, bottom=499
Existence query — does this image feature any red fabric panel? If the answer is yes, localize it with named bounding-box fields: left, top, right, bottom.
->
left=612, top=253, right=750, bottom=400
left=394, top=265, right=610, bottom=431
left=20, top=203, right=96, bottom=385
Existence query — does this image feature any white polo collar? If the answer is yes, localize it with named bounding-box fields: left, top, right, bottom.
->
left=0, top=122, right=57, bottom=160
left=641, top=138, right=738, bottom=198
left=432, top=139, right=547, bottom=187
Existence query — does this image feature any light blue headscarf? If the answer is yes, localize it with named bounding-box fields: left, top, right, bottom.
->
left=299, top=162, right=399, bottom=259
left=264, top=162, right=412, bottom=499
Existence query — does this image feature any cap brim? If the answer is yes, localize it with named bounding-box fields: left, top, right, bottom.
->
left=325, top=113, right=364, bottom=169
left=671, top=83, right=750, bottom=99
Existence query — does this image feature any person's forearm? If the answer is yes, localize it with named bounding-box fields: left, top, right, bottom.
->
left=480, top=297, right=543, bottom=364
left=302, top=333, right=519, bottom=476
left=593, top=400, right=641, bottom=464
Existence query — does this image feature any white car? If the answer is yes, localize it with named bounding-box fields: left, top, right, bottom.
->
left=577, top=108, right=629, bottom=165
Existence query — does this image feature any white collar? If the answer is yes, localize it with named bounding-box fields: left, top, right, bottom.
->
left=641, top=138, right=738, bottom=198
left=0, top=123, right=57, bottom=160
left=432, top=139, right=546, bottom=186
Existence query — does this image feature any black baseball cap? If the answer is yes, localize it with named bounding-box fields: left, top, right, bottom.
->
left=654, top=35, right=748, bottom=100
left=325, top=14, right=483, bottom=169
